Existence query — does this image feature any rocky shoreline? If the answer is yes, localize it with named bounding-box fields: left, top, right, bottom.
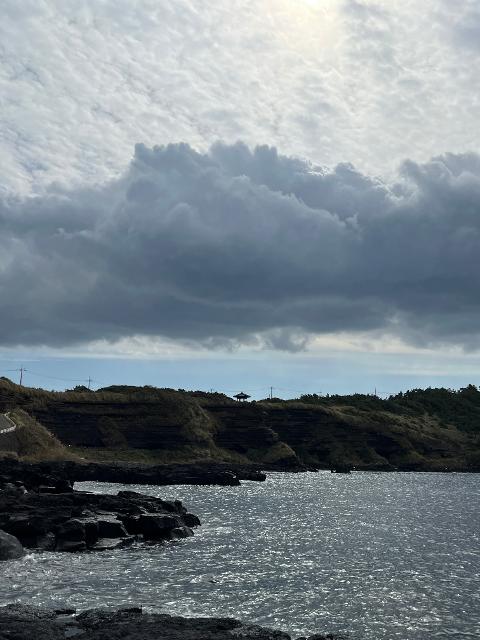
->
left=0, top=460, right=348, bottom=639
left=0, top=460, right=201, bottom=556
left=0, top=458, right=268, bottom=488
left=0, top=604, right=343, bottom=640
left=0, top=456, right=273, bottom=557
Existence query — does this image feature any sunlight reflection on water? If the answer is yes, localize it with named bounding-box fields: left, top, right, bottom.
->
left=1, top=472, right=479, bottom=639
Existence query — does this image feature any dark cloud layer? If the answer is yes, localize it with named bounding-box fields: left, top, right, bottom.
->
left=1, top=142, right=480, bottom=351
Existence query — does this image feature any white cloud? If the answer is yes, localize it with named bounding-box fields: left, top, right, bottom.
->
left=1, top=0, right=479, bottom=195
left=2, top=0, right=480, bottom=367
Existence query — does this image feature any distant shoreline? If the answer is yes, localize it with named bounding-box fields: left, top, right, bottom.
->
left=1, top=378, right=480, bottom=473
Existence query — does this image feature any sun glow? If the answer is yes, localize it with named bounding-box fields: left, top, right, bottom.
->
left=297, top=0, right=338, bottom=9
left=266, top=0, right=341, bottom=51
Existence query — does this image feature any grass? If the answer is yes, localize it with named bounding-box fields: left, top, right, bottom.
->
left=7, top=409, right=78, bottom=462
left=1, top=377, right=479, bottom=469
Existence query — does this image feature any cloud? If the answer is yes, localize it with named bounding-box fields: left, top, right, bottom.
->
left=439, top=0, right=480, bottom=52
left=2, top=142, right=480, bottom=352
left=1, top=0, right=480, bottom=196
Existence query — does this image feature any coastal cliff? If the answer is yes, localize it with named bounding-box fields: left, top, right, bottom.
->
left=1, top=378, right=479, bottom=471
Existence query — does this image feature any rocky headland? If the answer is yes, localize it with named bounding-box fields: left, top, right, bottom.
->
left=0, top=461, right=200, bottom=557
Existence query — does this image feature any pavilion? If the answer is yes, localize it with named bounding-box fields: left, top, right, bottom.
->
left=233, top=392, right=251, bottom=402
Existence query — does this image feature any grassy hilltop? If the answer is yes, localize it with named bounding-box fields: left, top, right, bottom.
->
left=1, top=377, right=480, bottom=470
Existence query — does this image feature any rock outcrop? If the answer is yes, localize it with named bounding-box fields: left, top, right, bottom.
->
left=0, top=458, right=266, bottom=488
left=0, top=529, right=24, bottom=560
left=0, top=471, right=200, bottom=554
left=0, top=604, right=345, bottom=640
left=52, top=459, right=267, bottom=485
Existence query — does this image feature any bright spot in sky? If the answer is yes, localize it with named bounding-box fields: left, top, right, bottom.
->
left=297, top=0, right=337, bottom=9
left=271, top=0, right=340, bottom=50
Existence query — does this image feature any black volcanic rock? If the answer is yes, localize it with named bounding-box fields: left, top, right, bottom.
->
left=0, top=529, right=24, bottom=560
left=0, top=605, right=346, bottom=640
left=0, top=477, right=200, bottom=553
left=139, top=513, right=182, bottom=540
left=0, top=462, right=74, bottom=493
left=0, top=605, right=64, bottom=640
left=0, top=459, right=268, bottom=488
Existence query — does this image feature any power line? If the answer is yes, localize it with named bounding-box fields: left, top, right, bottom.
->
left=6, top=367, right=27, bottom=385
left=2, top=368, right=101, bottom=388
left=0, top=369, right=400, bottom=399
left=26, top=370, right=91, bottom=384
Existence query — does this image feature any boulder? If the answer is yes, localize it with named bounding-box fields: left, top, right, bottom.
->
left=121, top=514, right=143, bottom=534
left=96, top=516, right=128, bottom=538
left=56, top=518, right=85, bottom=542
left=55, top=519, right=86, bottom=551
left=183, top=512, right=201, bottom=527
left=78, top=518, right=99, bottom=546
left=139, top=514, right=180, bottom=540
left=4, top=514, right=46, bottom=537
left=0, top=529, right=24, bottom=560
left=170, top=526, right=194, bottom=539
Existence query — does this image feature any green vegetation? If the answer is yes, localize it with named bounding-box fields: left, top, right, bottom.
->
left=1, top=377, right=479, bottom=470
left=3, top=409, right=76, bottom=462
left=294, top=385, right=480, bottom=433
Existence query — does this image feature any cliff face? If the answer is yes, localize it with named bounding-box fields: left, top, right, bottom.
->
left=0, top=381, right=219, bottom=459
left=31, top=399, right=214, bottom=451
left=258, top=404, right=472, bottom=470
left=0, top=379, right=478, bottom=470
left=205, top=401, right=473, bottom=470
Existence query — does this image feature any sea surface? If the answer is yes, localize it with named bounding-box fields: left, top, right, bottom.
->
left=1, top=472, right=479, bottom=639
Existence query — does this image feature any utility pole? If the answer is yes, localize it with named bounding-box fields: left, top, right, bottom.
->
left=87, top=377, right=92, bottom=390
left=270, top=386, right=273, bottom=400
left=19, top=368, right=26, bottom=386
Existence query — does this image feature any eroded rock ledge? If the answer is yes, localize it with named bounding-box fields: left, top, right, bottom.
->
left=0, top=458, right=267, bottom=488
left=0, top=476, right=200, bottom=554
left=0, top=605, right=344, bottom=640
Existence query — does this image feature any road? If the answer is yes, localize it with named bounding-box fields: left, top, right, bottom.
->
left=0, top=413, right=16, bottom=435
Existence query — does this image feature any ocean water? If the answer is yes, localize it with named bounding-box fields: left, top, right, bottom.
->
left=1, top=472, right=479, bottom=639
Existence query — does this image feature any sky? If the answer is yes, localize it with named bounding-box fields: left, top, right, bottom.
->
left=1, top=0, right=480, bottom=398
